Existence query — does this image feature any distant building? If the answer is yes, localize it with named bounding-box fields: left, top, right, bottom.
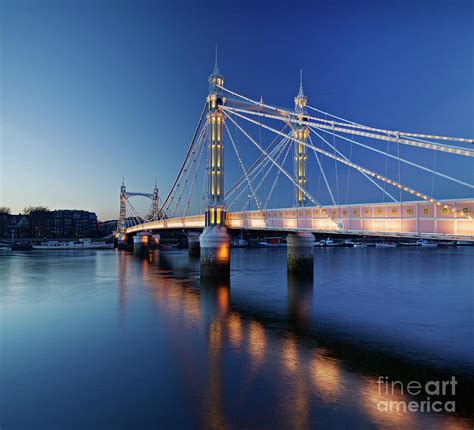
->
left=30, top=210, right=98, bottom=238
left=99, top=219, right=118, bottom=237
left=7, top=214, right=31, bottom=238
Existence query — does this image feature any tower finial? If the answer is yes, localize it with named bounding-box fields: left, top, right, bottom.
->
left=122, top=176, right=125, bottom=187
left=298, top=69, right=304, bottom=97
left=213, top=44, right=220, bottom=76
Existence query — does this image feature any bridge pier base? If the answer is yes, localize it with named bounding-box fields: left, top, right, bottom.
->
left=188, top=232, right=201, bottom=256
left=199, top=227, right=230, bottom=278
left=151, top=234, right=161, bottom=249
left=287, top=231, right=315, bottom=274
left=133, top=232, right=152, bottom=256
left=117, top=233, right=129, bottom=250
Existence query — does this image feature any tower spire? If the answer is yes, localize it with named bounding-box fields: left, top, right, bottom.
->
left=213, top=44, right=220, bottom=76
left=298, top=69, right=304, bottom=97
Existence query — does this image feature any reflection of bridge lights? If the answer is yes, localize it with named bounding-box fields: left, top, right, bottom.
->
left=226, top=313, right=242, bottom=348
left=216, top=287, right=229, bottom=315
left=248, top=320, right=266, bottom=365
left=209, top=320, right=223, bottom=354
left=360, top=378, right=413, bottom=429
left=282, top=337, right=298, bottom=373
left=310, top=354, right=341, bottom=404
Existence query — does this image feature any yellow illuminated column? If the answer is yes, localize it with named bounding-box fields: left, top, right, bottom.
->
left=200, top=51, right=231, bottom=279
left=293, top=123, right=308, bottom=207
left=293, top=70, right=309, bottom=207
left=206, top=95, right=226, bottom=227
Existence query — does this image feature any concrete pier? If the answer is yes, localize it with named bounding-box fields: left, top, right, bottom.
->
left=117, top=233, right=129, bottom=250
left=151, top=233, right=161, bottom=249
left=200, top=227, right=231, bottom=278
left=133, top=232, right=152, bottom=255
left=287, top=231, right=315, bottom=274
left=188, top=232, right=201, bottom=256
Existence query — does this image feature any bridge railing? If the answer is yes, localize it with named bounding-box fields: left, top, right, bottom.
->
left=126, top=198, right=473, bottom=240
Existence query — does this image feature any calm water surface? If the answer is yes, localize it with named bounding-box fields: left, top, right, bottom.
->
left=1, top=247, right=473, bottom=429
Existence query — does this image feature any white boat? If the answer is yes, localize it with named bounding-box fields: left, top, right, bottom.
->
left=416, top=239, right=437, bottom=247
left=324, top=238, right=344, bottom=247
left=375, top=242, right=397, bottom=248
left=0, top=243, right=11, bottom=251
left=256, top=237, right=287, bottom=247
left=33, top=239, right=113, bottom=250
left=231, top=238, right=248, bottom=248
left=353, top=242, right=368, bottom=248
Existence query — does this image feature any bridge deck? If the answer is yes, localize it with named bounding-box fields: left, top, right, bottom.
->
left=126, top=198, right=474, bottom=241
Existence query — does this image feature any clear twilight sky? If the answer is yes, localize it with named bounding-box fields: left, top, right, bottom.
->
left=0, top=0, right=472, bottom=220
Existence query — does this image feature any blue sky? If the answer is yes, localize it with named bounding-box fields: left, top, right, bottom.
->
left=1, top=0, right=472, bottom=220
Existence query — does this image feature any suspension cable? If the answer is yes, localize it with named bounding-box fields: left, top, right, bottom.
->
left=170, top=122, right=207, bottom=219
left=310, top=129, right=397, bottom=202
left=159, top=102, right=207, bottom=216
left=222, top=104, right=474, bottom=156
left=226, top=133, right=290, bottom=204
left=312, top=126, right=473, bottom=189
left=218, top=85, right=474, bottom=145
left=228, top=135, right=290, bottom=209
left=264, top=140, right=292, bottom=209
left=183, top=124, right=208, bottom=219
left=224, top=111, right=343, bottom=228
left=225, top=124, right=288, bottom=198
left=224, top=121, right=267, bottom=221
left=223, top=107, right=471, bottom=219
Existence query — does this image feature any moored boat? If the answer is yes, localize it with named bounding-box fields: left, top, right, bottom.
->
left=375, top=242, right=397, bottom=248
left=416, top=239, right=437, bottom=247
left=33, top=239, right=113, bottom=250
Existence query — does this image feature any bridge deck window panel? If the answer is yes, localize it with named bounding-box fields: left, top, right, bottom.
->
left=437, top=206, right=452, bottom=218
left=419, top=219, right=435, bottom=233
left=400, top=219, right=417, bottom=233
left=349, top=219, right=362, bottom=231
left=362, top=207, right=373, bottom=218
left=351, top=207, right=361, bottom=218
left=312, top=218, right=335, bottom=231
left=419, top=203, right=435, bottom=218
left=436, top=219, right=456, bottom=235
left=457, top=219, right=474, bottom=236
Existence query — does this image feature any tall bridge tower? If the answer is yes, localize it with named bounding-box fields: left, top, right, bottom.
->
left=118, top=180, right=127, bottom=233
left=293, top=70, right=309, bottom=207
left=199, top=48, right=231, bottom=277
left=152, top=183, right=159, bottom=220
left=287, top=71, right=315, bottom=274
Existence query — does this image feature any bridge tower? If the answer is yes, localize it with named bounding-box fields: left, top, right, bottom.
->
left=152, top=182, right=159, bottom=220
left=117, top=180, right=129, bottom=248
left=287, top=71, right=315, bottom=274
left=199, top=48, right=231, bottom=277
left=293, top=69, right=309, bottom=207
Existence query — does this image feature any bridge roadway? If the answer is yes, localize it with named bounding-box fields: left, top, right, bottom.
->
left=126, top=198, right=474, bottom=241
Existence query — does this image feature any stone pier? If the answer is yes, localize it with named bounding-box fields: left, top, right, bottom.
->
left=200, top=226, right=231, bottom=278
left=188, top=232, right=201, bottom=256
left=133, top=232, right=152, bottom=255
left=287, top=231, right=315, bottom=274
left=116, top=233, right=129, bottom=250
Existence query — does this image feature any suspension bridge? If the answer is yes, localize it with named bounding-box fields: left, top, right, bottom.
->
left=116, top=52, right=474, bottom=275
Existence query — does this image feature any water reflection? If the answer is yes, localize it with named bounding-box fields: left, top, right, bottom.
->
left=115, top=250, right=474, bottom=429
left=287, top=272, right=314, bottom=330
left=310, top=351, right=341, bottom=404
